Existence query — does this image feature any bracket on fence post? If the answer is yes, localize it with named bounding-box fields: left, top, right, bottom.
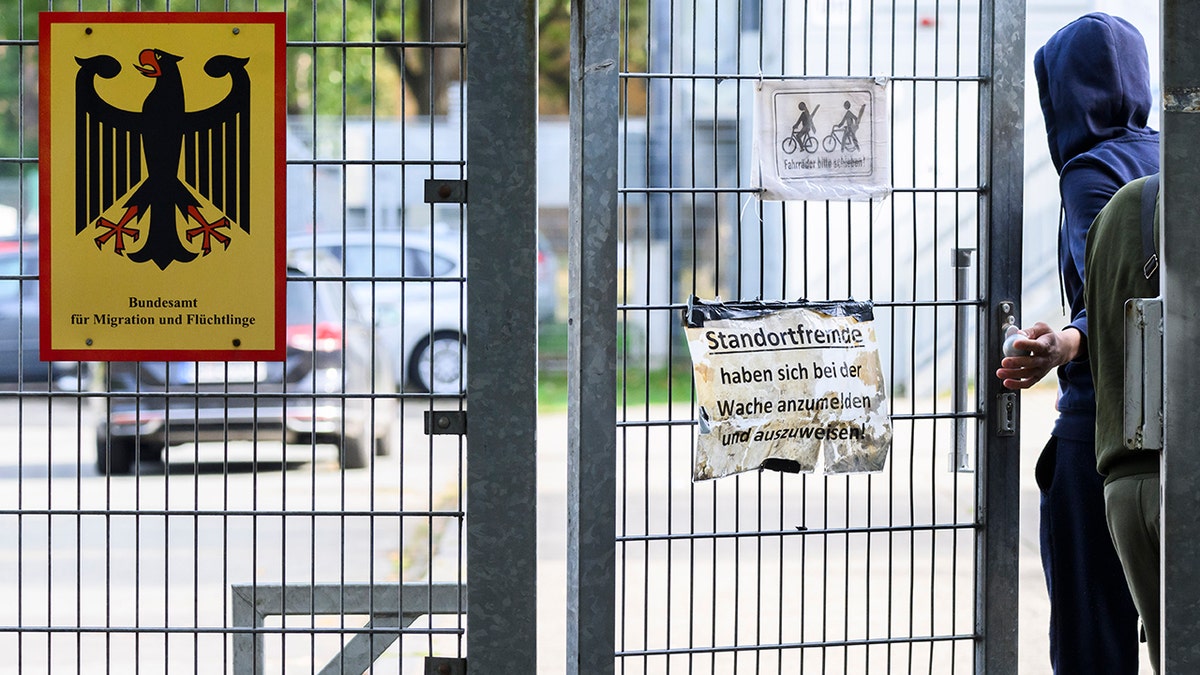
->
left=1123, top=297, right=1163, bottom=450
left=425, top=410, right=468, bottom=436
left=424, top=179, right=468, bottom=204
left=426, top=656, right=468, bottom=674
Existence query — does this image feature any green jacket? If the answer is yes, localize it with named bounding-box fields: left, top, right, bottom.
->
left=1084, top=174, right=1161, bottom=482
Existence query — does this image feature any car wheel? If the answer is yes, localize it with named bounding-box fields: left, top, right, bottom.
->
left=339, top=433, right=369, bottom=470
left=374, top=429, right=392, bottom=457
left=372, top=400, right=397, bottom=456
left=409, top=332, right=466, bottom=394
left=139, top=441, right=164, bottom=464
left=96, top=432, right=135, bottom=476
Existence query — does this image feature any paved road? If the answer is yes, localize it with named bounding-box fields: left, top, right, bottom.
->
left=539, top=381, right=1149, bottom=674
left=0, top=383, right=1154, bottom=673
left=0, top=395, right=466, bottom=674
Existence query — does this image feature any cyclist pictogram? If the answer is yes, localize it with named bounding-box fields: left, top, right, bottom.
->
left=782, top=102, right=820, bottom=154
left=757, top=79, right=889, bottom=201
left=823, top=100, right=865, bottom=152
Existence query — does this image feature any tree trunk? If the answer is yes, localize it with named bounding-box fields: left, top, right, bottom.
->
left=385, top=0, right=464, bottom=116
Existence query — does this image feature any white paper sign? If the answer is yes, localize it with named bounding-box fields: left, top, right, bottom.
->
left=753, top=78, right=891, bottom=201
left=683, top=298, right=892, bottom=480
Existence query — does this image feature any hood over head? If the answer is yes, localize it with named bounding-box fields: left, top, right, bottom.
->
left=1034, top=13, right=1154, bottom=172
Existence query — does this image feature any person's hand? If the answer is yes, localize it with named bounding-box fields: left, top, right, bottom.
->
left=994, top=321, right=1082, bottom=390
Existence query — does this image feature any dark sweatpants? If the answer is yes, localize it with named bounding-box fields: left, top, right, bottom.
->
left=1036, top=435, right=1139, bottom=674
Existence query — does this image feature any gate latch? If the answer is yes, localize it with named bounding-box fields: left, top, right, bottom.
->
left=995, top=299, right=1019, bottom=438
left=996, top=392, right=1017, bottom=437
left=425, top=410, right=468, bottom=436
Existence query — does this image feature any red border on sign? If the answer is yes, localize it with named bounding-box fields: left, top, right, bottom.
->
left=38, top=11, right=287, bottom=362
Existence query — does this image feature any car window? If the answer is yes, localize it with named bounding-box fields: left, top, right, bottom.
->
left=429, top=250, right=457, bottom=276
left=285, top=276, right=317, bottom=324
left=300, top=238, right=456, bottom=278
left=343, top=244, right=404, bottom=278
left=313, top=281, right=347, bottom=322
left=286, top=255, right=377, bottom=334
left=403, top=247, right=432, bottom=277
left=287, top=274, right=360, bottom=328
left=405, top=245, right=457, bottom=277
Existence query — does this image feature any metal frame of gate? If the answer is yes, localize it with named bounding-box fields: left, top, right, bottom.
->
left=1, top=0, right=1064, bottom=671
left=0, top=0, right=538, bottom=672
left=569, top=0, right=1024, bottom=672
left=10, top=0, right=1200, bottom=672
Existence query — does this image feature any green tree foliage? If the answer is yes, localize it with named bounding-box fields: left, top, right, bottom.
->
left=2, top=0, right=650, bottom=172
left=539, top=0, right=571, bottom=115
left=372, top=0, right=463, bottom=116
left=0, top=3, right=41, bottom=179
left=539, top=0, right=649, bottom=115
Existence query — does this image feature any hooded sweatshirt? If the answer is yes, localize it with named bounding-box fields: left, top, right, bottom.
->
left=1033, top=12, right=1159, bottom=442
left=1085, top=175, right=1161, bottom=482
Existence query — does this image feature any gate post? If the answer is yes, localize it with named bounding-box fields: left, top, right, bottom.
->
left=978, top=0, right=1025, bottom=670
left=466, top=0, right=539, bottom=669
left=567, top=0, right=619, bottom=672
left=1160, top=1, right=1200, bottom=668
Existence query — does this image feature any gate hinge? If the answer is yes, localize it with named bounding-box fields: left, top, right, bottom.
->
left=425, top=179, right=468, bottom=204
left=425, top=656, right=467, bottom=675
left=425, top=410, right=468, bottom=436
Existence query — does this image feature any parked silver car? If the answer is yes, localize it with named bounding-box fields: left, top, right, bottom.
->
left=0, top=242, right=89, bottom=388
left=287, top=230, right=468, bottom=394
left=95, top=265, right=397, bottom=475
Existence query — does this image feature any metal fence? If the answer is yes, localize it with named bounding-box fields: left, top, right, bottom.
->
left=570, top=0, right=1024, bottom=672
left=2, top=0, right=1032, bottom=672
left=0, top=0, right=537, bottom=672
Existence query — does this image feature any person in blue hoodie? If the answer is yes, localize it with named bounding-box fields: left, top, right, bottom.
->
left=995, top=13, right=1159, bottom=673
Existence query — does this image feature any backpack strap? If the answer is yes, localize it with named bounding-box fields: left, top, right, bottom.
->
left=1141, top=173, right=1160, bottom=283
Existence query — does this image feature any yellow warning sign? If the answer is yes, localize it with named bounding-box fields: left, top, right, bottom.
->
left=39, top=12, right=286, bottom=361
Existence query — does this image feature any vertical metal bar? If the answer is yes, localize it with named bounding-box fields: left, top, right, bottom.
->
left=568, top=0, right=618, bottom=671
left=1160, top=1, right=1200, bottom=668
left=465, top=0, right=539, bottom=670
left=953, top=247, right=974, bottom=472
left=976, top=0, right=1024, bottom=670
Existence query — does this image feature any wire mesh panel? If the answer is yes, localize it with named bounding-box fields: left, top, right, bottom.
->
left=593, top=0, right=1024, bottom=671
left=0, top=0, right=538, bottom=671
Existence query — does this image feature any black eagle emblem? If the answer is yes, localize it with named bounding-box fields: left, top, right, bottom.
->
left=74, top=49, right=251, bottom=270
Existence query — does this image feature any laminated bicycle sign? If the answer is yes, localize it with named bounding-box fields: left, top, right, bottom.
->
left=753, top=77, right=891, bottom=201
left=683, top=297, right=892, bottom=480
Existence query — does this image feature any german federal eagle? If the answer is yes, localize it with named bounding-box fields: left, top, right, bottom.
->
left=74, top=49, right=251, bottom=270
